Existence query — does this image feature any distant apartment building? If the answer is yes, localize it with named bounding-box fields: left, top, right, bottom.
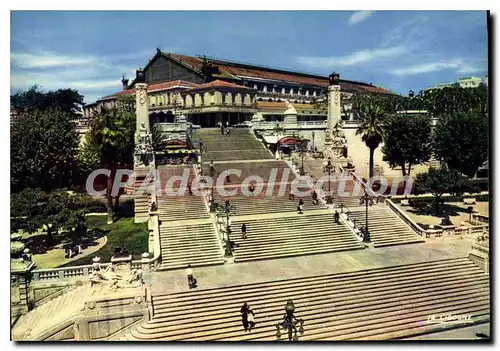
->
left=424, top=75, right=487, bottom=91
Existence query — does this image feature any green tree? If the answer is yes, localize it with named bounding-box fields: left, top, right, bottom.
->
left=413, top=167, right=475, bottom=214
left=422, top=85, right=488, bottom=119
left=86, top=99, right=135, bottom=224
left=11, top=85, right=84, bottom=117
left=11, top=108, right=79, bottom=192
left=433, top=111, right=488, bottom=178
left=11, top=188, right=103, bottom=246
left=353, top=94, right=387, bottom=178
left=382, top=114, right=432, bottom=176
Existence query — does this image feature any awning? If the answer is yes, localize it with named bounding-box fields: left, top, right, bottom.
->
left=279, top=136, right=306, bottom=147
left=262, top=135, right=308, bottom=145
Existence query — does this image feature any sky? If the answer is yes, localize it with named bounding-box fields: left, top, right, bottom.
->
left=10, top=10, right=489, bottom=104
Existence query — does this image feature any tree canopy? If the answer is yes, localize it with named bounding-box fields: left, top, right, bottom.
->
left=11, top=85, right=84, bottom=117
left=11, top=108, right=79, bottom=193
left=433, top=111, right=488, bottom=178
left=382, top=114, right=432, bottom=176
left=413, top=167, right=477, bottom=214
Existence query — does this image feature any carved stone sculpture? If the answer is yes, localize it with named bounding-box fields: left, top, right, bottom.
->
left=284, top=100, right=297, bottom=115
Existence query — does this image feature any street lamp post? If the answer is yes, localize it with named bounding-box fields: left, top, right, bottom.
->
left=324, top=156, right=333, bottom=204
left=209, top=160, right=215, bottom=206
left=217, top=199, right=235, bottom=257
left=359, top=188, right=376, bottom=243
left=299, top=140, right=306, bottom=176
left=276, top=300, right=304, bottom=341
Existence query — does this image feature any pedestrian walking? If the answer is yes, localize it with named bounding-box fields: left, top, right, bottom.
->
left=312, top=190, right=318, bottom=205
left=187, top=181, right=193, bottom=196
left=288, top=184, right=295, bottom=201
left=297, top=199, right=304, bottom=214
left=247, top=307, right=256, bottom=331
left=241, top=223, right=247, bottom=240
left=241, top=302, right=250, bottom=332
left=226, top=174, right=231, bottom=183
left=220, top=124, right=225, bottom=135
left=186, top=264, right=197, bottom=289
left=334, top=210, right=340, bottom=224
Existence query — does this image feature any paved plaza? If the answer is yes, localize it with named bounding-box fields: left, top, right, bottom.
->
left=146, top=237, right=475, bottom=295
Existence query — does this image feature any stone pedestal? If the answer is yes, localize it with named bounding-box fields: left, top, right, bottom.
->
left=11, top=261, right=35, bottom=315
left=284, top=111, right=298, bottom=124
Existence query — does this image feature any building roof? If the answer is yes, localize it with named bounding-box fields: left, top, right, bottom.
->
left=100, top=80, right=200, bottom=100
left=100, top=51, right=395, bottom=101
left=170, top=53, right=394, bottom=94
left=183, top=79, right=254, bottom=92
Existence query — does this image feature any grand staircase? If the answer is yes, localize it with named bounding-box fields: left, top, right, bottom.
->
left=202, top=160, right=293, bottom=185
left=230, top=213, right=364, bottom=262
left=156, top=164, right=209, bottom=222
left=194, top=128, right=273, bottom=161
left=12, top=285, right=92, bottom=341
left=348, top=206, right=425, bottom=247
left=212, top=185, right=316, bottom=217
left=158, top=222, right=225, bottom=270
left=124, top=257, right=489, bottom=341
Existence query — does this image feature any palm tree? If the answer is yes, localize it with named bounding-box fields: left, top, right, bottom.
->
left=152, top=124, right=169, bottom=152
left=354, top=94, right=386, bottom=179
left=90, top=107, right=134, bottom=224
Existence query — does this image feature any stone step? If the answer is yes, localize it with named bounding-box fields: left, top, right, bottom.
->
left=127, top=258, right=488, bottom=340
left=158, top=222, right=223, bottom=270
left=347, top=207, right=425, bottom=247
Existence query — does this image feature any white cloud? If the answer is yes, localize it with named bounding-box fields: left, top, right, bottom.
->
left=390, top=59, right=484, bottom=76
left=11, top=52, right=99, bottom=69
left=10, top=50, right=145, bottom=103
left=296, top=45, right=407, bottom=68
left=348, top=11, right=374, bottom=25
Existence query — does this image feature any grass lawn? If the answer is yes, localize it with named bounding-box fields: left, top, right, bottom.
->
left=60, top=216, right=149, bottom=267
left=24, top=215, right=149, bottom=269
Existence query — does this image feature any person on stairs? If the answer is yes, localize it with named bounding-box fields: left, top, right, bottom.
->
left=334, top=210, right=340, bottom=224
left=297, top=198, right=304, bottom=214
left=241, top=302, right=250, bottom=332
left=186, top=264, right=197, bottom=289
left=312, top=190, right=319, bottom=205
left=241, top=223, right=247, bottom=240
left=288, top=184, right=295, bottom=201
left=247, top=306, right=256, bottom=331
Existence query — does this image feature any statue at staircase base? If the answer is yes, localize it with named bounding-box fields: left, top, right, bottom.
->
left=90, top=266, right=143, bottom=294
left=283, top=100, right=298, bottom=125
left=323, top=120, right=348, bottom=161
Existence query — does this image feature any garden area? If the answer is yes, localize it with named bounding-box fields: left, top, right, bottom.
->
left=11, top=188, right=149, bottom=269
left=393, top=193, right=489, bottom=230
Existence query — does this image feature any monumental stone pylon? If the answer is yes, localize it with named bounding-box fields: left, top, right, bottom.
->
left=134, top=69, right=154, bottom=168
left=323, top=72, right=347, bottom=161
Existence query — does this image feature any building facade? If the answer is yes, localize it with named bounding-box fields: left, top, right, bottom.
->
left=424, top=75, right=487, bottom=91
left=83, top=50, right=394, bottom=127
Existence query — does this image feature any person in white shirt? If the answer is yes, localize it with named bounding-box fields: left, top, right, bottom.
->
left=186, top=264, right=196, bottom=289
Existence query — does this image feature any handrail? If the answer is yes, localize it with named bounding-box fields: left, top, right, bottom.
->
left=385, top=199, right=428, bottom=237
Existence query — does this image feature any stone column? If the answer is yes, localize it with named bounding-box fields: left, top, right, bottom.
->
left=327, top=72, right=341, bottom=130
left=135, top=70, right=150, bottom=136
